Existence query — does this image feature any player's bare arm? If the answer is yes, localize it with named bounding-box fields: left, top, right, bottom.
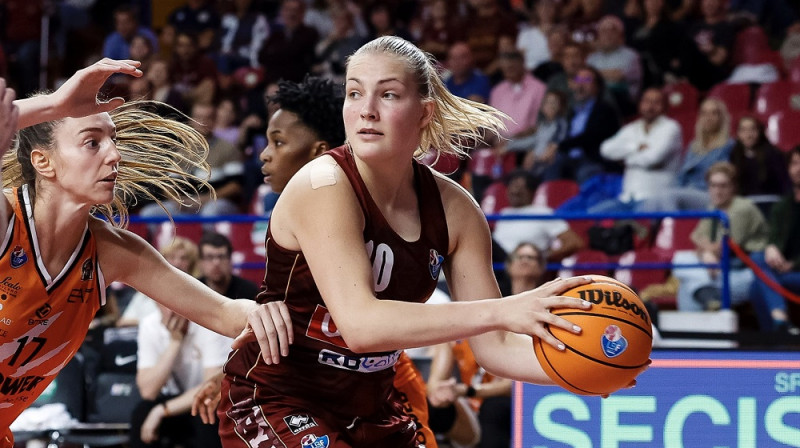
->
left=92, top=219, right=292, bottom=363
left=271, top=157, right=584, bottom=354
left=435, top=174, right=591, bottom=383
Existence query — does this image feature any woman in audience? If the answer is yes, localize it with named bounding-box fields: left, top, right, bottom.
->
left=729, top=115, right=789, bottom=197
left=642, top=97, right=734, bottom=211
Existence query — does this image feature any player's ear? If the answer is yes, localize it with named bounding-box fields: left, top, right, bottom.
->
left=30, top=149, right=56, bottom=179
left=310, top=141, right=329, bottom=158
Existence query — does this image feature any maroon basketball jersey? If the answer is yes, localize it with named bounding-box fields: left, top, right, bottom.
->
left=223, top=146, right=449, bottom=419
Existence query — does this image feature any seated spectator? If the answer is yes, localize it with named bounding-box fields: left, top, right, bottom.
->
left=167, top=0, right=221, bottom=51
left=444, top=42, right=492, bottom=103
left=314, top=7, right=368, bottom=84
left=118, top=237, right=199, bottom=328
left=170, top=31, right=219, bottom=106
left=533, top=25, right=571, bottom=83
left=544, top=41, right=585, bottom=103
left=364, top=3, right=413, bottom=41
left=129, top=34, right=156, bottom=74
left=463, top=0, right=519, bottom=74
left=749, top=146, right=800, bottom=335
left=641, top=98, right=734, bottom=211
left=131, top=305, right=230, bottom=448
left=147, top=58, right=188, bottom=113
left=103, top=5, right=159, bottom=61
left=489, top=50, right=547, bottom=148
left=305, top=0, right=369, bottom=39
left=197, top=232, right=260, bottom=299
left=500, top=241, right=548, bottom=297
left=217, top=0, right=270, bottom=70
left=560, top=0, right=609, bottom=47
left=685, top=0, right=736, bottom=90
left=259, top=0, right=320, bottom=84
left=131, top=234, right=253, bottom=448
left=628, top=0, right=692, bottom=87
left=416, top=0, right=464, bottom=62
left=673, top=162, right=768, bottom=312
left=517, top=0, right=559, bottom=71
left=543, top=66, right=621, bottom=183
left=729, top=115, right=789, bottom=197
left=589, top=87, right=682, bottom=213
left=506, top=89, right=569, bottom=180
left=213, top=98, right=243, bottom=146
left=587, top=15, right=641, bottom=118
left=492, top=170, right=584, bottom=261
left=139, top=102, right=246, bottom=220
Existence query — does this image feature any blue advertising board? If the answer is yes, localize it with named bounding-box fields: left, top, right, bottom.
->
left=513, top=350, right=800, bottom=447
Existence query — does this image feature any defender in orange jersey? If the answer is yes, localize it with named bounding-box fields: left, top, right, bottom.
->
left=0, top=60, right=293, bottom=446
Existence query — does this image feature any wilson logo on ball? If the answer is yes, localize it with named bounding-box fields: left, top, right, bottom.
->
left=576, top=288, right=650, bottom=326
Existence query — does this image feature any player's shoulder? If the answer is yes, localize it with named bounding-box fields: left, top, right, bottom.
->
left=430, top=168, right=481, bottom=214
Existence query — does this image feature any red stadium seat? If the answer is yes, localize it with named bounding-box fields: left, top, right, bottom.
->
left=652, top=217, right=700, bottom=259
left=753, top=81, right=800, bottom=121
left=732, top=26, right=770, bottom=66
left=667, top=110, right=696, bottom=147
left=707, top=83, right=752, bottom=116
left=467, top=148, right=516, bottom=178
left=766, top=110, right=800, bottom=151
left=480, top=181, right=509, bottom=230
left=558, top=250, right=611, bottom=278
left=614, top=249, right=670, bottom=294
left=480, top=181, right=509, bottom=215
left=663, top=82, right=699, bottom=115
left=533, top=179, right=579, bottom=210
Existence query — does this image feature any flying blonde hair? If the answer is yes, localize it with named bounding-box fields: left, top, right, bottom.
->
left=3, top=100, right=213, bottom=227
left=347, top=36, right=508, bottom=161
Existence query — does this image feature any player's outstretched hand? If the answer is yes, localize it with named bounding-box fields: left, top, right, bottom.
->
left=192, top=371, right=224, bottom=424
left=502, top=276, right=593, bottom=351
left=0, top=80, right=19, bottom=157
left=52, top=58, right=142, bottom=118
left=232, top=301, right=293, bottom=365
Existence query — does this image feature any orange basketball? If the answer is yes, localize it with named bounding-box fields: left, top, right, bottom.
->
left=533, top=275, right=652, bottom=396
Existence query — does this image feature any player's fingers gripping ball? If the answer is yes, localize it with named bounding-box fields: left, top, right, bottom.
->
left=533, top=275, right=652, bottom=396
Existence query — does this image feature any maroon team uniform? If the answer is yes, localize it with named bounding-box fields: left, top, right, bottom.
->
left=219, top=146, right=449, bottom=447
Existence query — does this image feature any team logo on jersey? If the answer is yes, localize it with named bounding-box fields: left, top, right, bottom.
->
left=429, top=249, right=444, bottom=280
left=10, top=246, right=28, bottom=268
left=306, top=305, right=347, bottom=348
left=300, top=434, right=329, bottom=448
left=81, top=259, right=93, bottom=281
left=601, top=325, right=628, bottom=358
left=35, top=303, right=52, bottom=319
left=318, top=349, right=400, bottom=373
left=0, top=279, right=20, bottom=299
left=283, top=414, right=318, bottom=435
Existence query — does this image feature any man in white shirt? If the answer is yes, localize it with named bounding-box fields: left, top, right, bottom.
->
left=590, top=88, right=683, bottom=213
left=492, top=170, right=584, bottom=261
left=131, top=304, right=233, bottom=447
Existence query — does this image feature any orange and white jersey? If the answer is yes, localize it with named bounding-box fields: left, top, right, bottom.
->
left=0, top=185, right=106, bottom=437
